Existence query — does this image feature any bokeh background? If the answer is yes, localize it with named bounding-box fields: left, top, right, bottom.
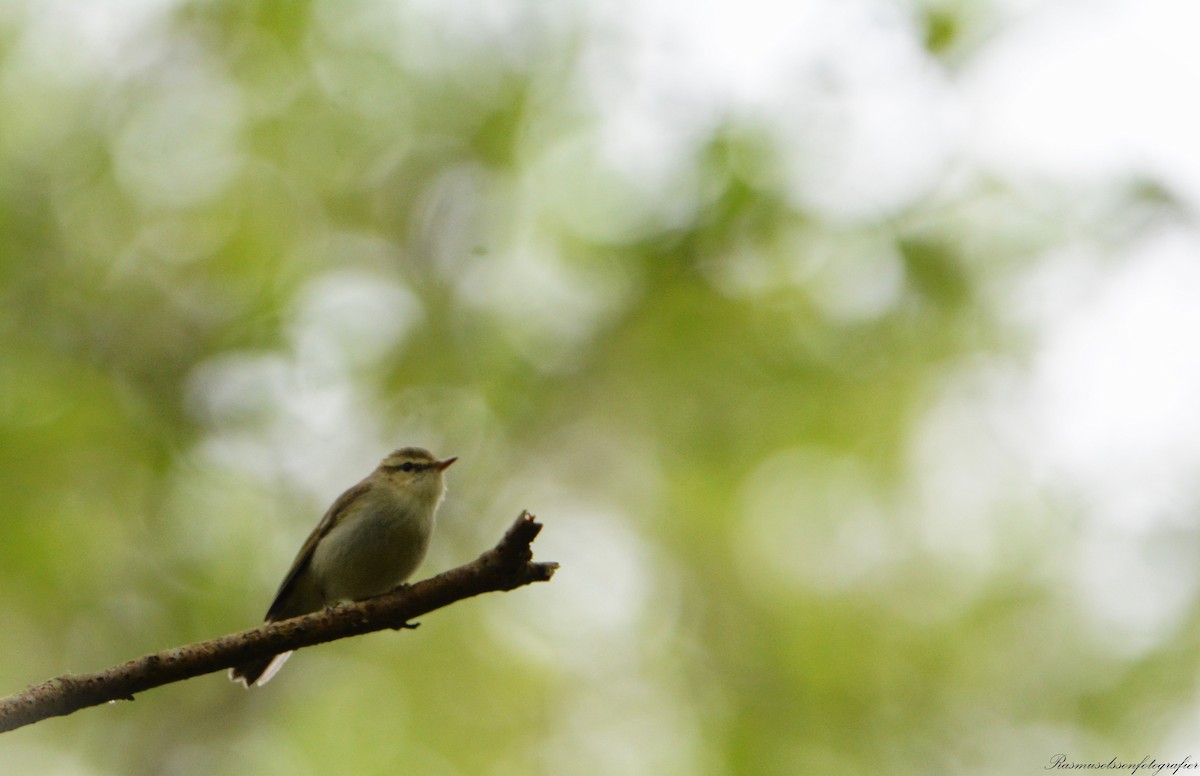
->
left=3, top=0, right=1200, bottom=773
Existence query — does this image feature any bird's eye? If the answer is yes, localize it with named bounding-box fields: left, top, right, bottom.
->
left=399, top=462, right=416, bottom=472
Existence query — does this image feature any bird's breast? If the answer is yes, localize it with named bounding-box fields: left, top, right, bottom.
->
left=309, top=498, right=435, bottom=603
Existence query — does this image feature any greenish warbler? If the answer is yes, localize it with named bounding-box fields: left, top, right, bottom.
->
left=229, top=447, right=457, bottom=687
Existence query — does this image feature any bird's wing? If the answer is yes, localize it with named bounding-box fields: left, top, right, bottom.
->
left=264, top=479, right=373, bottom=623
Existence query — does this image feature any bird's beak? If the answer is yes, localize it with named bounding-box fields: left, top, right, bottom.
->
left=435, top=456, right=458, bottom=471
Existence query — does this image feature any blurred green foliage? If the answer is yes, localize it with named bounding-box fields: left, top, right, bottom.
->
left=0, top=1, right=1192, bottom=774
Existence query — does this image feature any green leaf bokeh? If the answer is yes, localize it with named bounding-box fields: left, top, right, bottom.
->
left=2, top=1, right=1197, bottom=774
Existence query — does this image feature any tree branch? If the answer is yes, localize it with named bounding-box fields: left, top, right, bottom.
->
left=0, top=511, right=557, bottom=733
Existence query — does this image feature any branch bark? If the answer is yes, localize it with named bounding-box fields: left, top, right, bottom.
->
left=0, top=511, right=557, bottom=733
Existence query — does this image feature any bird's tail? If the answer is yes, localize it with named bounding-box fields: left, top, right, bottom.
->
left=229, top=651, right=293, bottom=688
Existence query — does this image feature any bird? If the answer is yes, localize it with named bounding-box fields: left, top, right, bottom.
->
left=229, top=447, right=457, bottom=687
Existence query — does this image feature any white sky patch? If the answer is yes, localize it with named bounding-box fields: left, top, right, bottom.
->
left=484, top=498, right=663, bottom=674
left=1023, top=228, right=1200, bottom=527
left=288, top=269, right=422, bottom=377
left=7, top=0, right=177, bottom=82
left=805, top=234, right=908, bottom=322
left=186, top=268, right=426, bottom=505
left=111, top=70, right=246, bottom=210
left=577, top=0, right=958, bottom=223
left=1009, top=226, right=1200, bottom=652
left=456, top=237, right=632, bottom=372
left=962, top=0, right=1200, bottom=209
